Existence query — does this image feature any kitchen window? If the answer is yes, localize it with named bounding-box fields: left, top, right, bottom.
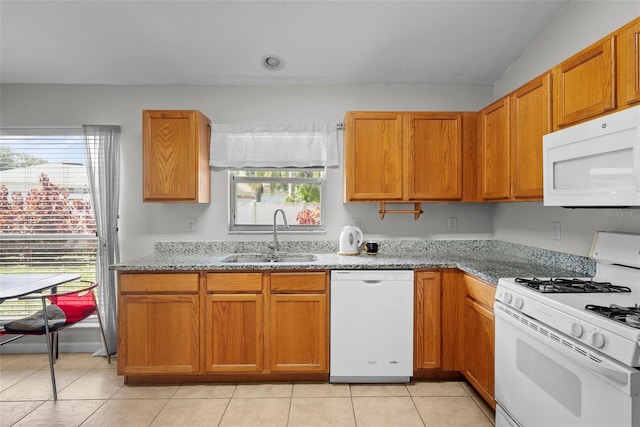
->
left=229, top=168, right=325, bottom=233
left=0, top=130, right=97, bottom=321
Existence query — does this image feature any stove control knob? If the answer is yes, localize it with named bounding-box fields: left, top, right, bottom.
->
left=514, top=296, right=523, bottom=309
left=570, top=322, right=583, bottom=338
left=502, top=292, right=513, bottom=304
left=591, top=332, right=606, bottom=349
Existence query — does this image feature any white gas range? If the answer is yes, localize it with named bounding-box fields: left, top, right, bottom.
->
left=494, top=231, right=640, bottom=427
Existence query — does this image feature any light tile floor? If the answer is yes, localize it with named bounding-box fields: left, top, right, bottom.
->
left=0, top=353, right=495, bottom=426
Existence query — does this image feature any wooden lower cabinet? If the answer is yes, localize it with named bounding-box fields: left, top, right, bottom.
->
left=205, top=270, right=329, bottom=375
left=117, top=273, right=201, bottom=375
left=205, top=293, right=264, bottom=372
left=463, top=274, right=496, bottom=409
left=414, top=270, right=442, bottom=370
left=413, top=269, right=465, bottom=379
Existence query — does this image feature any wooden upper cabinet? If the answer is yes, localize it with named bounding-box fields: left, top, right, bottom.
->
left=509, top=72, right=552, bottom=200
left=344, top=111, right=470, bottom=203
left=553, top=35, right=616, bottom=128
left=623, top=18, right=640, bottom=106
left=478, top=98, right=510, bottom=201
left=344, top=112, right=404, bottom=201
left=406, top=113, right=463, bottom=201
left=143, top=110, right=211, bottom=203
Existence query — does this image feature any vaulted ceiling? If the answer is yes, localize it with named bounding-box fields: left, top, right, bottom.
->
left=0, top=0, right=568, bottom=86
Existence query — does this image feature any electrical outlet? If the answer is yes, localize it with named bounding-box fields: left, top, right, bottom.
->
left=186, top=218, right=197, bottom=232
left=347, top=218, right=361, bottom=228
left=447, top=217, right=457, bottom=232
left=551, top=222, right=561, bottom=240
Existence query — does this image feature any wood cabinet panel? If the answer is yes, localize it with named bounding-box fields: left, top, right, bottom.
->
left=270, top=271, right=327, bottom=292
left=406, top=113, right=463, bottom=200
left=206, top=272, right=263, bottom=292
left=464, top=297, right=495, bottom=409
left=344, top=112, right=404, bottom=201
left=553, top=36, right=616, bottom=127
left=509, top=72, right=551, bottom=200
left=119, top=273, right=200, bottom=293
left=143, top=110, right=211, bottom=203
left=462, top=274, right=496, bottom=409
left=414, top=270, right=442, bottom=370
left=269, top=294, right=328, bottom=372
left=440, top=269, right=464, bottom=372
left=479, top=98, right=510, bottom=200
left=624, top=19, right=640, bottom=106
left=205, top=294, right=263, bottom=372
left=118, top=294, right=200, bottom=375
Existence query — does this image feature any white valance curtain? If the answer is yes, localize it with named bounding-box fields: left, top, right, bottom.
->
left=210, top=123, right=339, bottom=168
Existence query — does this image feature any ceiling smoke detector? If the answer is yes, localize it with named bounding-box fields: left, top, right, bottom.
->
left=262, top=55, right=284, bottom=71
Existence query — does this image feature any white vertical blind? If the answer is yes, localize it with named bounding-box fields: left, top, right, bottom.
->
left=0, top=128, right=97, bottom=321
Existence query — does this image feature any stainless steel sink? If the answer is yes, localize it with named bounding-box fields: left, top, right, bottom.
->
left=273, top=254, right=317, bottom=263
left=221, top=254, right=317, bottom=263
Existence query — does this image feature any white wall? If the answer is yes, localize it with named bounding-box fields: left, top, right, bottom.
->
left=491, top=1, right=640, bottom=257
left=0, top=84, right=494, bottom=260
left=2, top=1, right=638, bottom=261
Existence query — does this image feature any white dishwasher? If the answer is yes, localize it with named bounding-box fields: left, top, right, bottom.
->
left=330, top=270, right=414, bottom=383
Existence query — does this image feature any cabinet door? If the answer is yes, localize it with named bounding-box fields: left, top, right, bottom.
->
left=509, top=72, right=552, bottom=200
left=624, top=19, right=640, bottom=105
left=406, top=113, right=463, bottom=201
left=205, top=294, right=264, bottom=372
left=344, top=112, right=404, bottom=201
left=414, top=270, right=442, bottom=371
left=143, top=110, right=211, bottom=203
left=464, top=297, right=495, bottom=409
left=479, top=98, right=510, bottom=200
left=118, top=294, right=200, bottom=375
left=553, top=36, right=616, bottom=127
left=268, top=293, right=328, bottom=372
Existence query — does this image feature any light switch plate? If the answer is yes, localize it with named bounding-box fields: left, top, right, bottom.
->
left=551, top=222, right=561, bottom=240
left=447, top=217, right=457, bottom=232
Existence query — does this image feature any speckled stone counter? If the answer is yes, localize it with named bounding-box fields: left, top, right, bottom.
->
left=111, top=239, right=595, bottom=285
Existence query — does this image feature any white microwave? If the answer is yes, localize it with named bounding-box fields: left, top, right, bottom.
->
left=543, top=105, right=640, bottom=207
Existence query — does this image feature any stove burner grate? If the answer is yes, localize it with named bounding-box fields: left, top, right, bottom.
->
left=586, top=304, right=640, bottom=328
left=514, top=277, right=632, bottom=293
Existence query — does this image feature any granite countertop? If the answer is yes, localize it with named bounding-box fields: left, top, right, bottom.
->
left=111, top=240, right=595, bottom=285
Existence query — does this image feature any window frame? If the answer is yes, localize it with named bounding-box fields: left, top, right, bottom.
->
left=228, top=168, right=326, bottom=233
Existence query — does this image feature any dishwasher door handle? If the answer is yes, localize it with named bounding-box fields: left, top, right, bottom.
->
left=363, top=280, right=383, bottom=285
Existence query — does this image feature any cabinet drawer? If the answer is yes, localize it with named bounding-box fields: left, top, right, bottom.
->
left=207, top=273, right=263, bottom=292
left=270, top=272, right=327, bottom=293
left=119, top=273, right=199, bottom=293
left=463, top=275, right=496, bottom=310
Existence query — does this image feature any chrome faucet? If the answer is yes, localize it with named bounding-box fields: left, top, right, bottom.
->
left=267, top=209, right=289, bottom=254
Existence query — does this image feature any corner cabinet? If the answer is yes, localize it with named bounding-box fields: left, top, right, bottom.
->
left=478, top=98, right=510, bottom=201
left=344, top=111, right=476, bottom=203
left=143, top=110, right=211, bottom=203
left=479, top=71, right=551, bottom=202
left=117, top=273, right=201, bottom=375
left=462, top=274, right=496, bottom=410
